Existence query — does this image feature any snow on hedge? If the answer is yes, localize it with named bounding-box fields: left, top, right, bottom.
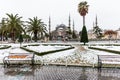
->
left=25, top=45, right=70, bottom=53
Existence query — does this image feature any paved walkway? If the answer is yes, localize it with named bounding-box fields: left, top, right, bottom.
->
left=0, top=65, right=120, bottom=80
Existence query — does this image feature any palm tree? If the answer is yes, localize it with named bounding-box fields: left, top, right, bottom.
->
left=78, top=1, right=89, bottom=45
left=6, top=13, right=24, bottom=42
left=78, top=1, right=89, bottom=26
left=0, top=18, right=8, bottom=41
left=0, top=18, right=8, bottom=42
left=27, top=17, right=47, bottom=42
left=39, top=22, right=47, bottom=39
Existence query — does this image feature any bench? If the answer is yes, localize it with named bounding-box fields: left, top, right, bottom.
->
left=3, top=53, right=34, bottom=67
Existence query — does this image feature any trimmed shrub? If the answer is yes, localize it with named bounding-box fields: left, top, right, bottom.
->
left=80, top=26, right=88, bottom=45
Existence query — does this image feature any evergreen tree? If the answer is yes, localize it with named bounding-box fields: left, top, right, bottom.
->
left=72, top=31, right=77, bottom=39
left=18, top=34, right=23, bottom=47
left=93, top=26, right=103, bottom=39
left=80, top=26, right=88, bottom=45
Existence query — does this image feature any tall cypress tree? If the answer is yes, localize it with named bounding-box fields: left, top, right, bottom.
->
left=18, top=34, right=23, bottom=47
left=80, top=26, right=88, bottom=45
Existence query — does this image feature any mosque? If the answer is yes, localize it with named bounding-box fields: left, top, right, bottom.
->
left=48, top=15, right=79, bottom=41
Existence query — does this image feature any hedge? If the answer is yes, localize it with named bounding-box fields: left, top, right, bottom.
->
left=26, top=44, right=39, bottom=46
left=21, top=45, right=74, bottom=56
left=88, top=47, right=120, bottom=54
left=0, top=45, right=11, bottom=49
left=24, top=44, right=71, bottom=47
left=88, top=44, right=120, bottom=46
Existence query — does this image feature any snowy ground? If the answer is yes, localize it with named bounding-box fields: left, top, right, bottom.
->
left=0, top=42, right=120, bottom=66
left=87, top=46, right=120, bottom=65
left=0, top=43, right=75, bottom=64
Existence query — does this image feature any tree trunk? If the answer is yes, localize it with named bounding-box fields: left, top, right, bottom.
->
left=34, top=31, right=37, bottom=42
left=11, top=33, right=14, bottom=42
left=83, top=16, right=85, bottom=26
left=12, top=32, right=15, bottom=43
left=11, top=29, right=15, bottom=43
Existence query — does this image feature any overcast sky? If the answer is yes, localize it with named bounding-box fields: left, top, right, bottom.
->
left=0, top=0, right=120, bottom=31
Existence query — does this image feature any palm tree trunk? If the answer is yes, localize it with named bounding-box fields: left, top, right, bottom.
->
left=11, top=33, right=13, bottom=41
left=83, top=16, right=85, bottom=26
left=11, top=30, right=15, bottom=43
left=12, top=32, right=15, bottom=43
left=34, top=31, right=37, bottom=42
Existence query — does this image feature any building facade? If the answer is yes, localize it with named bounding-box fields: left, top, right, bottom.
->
left=51, top=24, right=72, bottom=41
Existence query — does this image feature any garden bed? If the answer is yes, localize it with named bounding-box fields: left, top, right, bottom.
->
left=0, top=45, right=11, bottom=49
left=88, top=46, right=120, bottom=54
left=21, top=44, right=74, bottom=56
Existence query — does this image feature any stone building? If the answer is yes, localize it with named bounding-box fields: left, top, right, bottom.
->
left=103, top=30, right=117, bottom=39
left=49, top=14, right=79, bottom=41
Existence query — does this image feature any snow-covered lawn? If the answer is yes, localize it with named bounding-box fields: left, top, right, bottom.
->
left=90, top=46, right=120, bottom=52
left=35, top=47, right=98, bottom=65
left=88, top=49, right=119, bottom=55
left=0, top=45, right=6, bottom=48
left=25, top=45, right=71, bottom=53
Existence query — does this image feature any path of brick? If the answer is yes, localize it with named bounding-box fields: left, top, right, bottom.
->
left=0, top=65, right=120, bottom=80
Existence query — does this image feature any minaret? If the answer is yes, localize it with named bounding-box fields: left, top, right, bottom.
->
left=48, top=16, right=51, bottom=40
left=72, top=20, right=75, bottom=37
left=73, top=20, right=75, bottom=32
left=68, top=14, right=71, bottom=28
left=95, top=15, right=98, bottom=27
left=49, top=16, right=51, bottom=35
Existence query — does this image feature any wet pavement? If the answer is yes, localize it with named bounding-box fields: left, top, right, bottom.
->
left=0, top=65, right=120, bottom=80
